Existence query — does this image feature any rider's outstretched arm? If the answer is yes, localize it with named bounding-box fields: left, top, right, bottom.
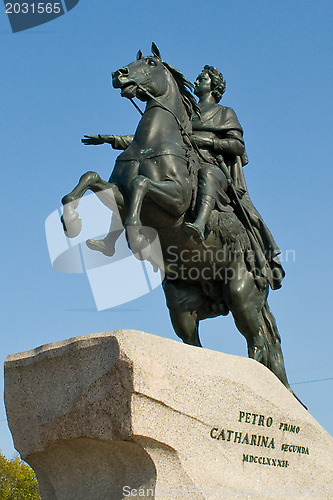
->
left=111, top=135, right=134, bottom=150
left=81, top=134, right=134, bottom=149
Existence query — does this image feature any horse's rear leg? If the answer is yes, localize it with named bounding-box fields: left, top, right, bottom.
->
left=224, top=260, right=268, bottom=363
left=170, top=309, right=202, bottom=347
left=224, top=260, right=300, bottom=398
left=62, top=171, right=124, bottom=238
left=163, top=280, right=202, bottom=347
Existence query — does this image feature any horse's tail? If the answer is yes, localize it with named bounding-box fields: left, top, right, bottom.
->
left=260, top=302, right=307, bottom=408
left=260, top=302, right=289, bottom=387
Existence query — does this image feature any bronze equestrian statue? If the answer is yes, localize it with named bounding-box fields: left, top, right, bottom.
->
left=61, top=44, right=300, bottom=403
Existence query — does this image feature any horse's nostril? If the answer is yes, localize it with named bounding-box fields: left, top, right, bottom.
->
left=118, top=66, right=129, bottom=75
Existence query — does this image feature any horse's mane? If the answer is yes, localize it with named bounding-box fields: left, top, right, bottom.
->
left=162, top=61, right=201, bottom=120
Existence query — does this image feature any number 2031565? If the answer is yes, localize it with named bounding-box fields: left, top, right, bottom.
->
left=5, top=3, right=62, bottom=14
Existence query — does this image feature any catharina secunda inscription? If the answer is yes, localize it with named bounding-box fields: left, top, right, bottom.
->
left=210, top=409, right=311, bottom=469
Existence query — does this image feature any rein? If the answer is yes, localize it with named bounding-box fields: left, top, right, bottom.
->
left=129, top=98, right=143, bottom=116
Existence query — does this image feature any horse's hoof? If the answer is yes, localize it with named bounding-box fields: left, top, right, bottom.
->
left=288, top=388, right=308, bottom=410
left=249, top=345, right=265, bottom=363
left=61, top=215, right=82, bottom=238
left=126, top=228, right=151, bottom=260
left=86, top=239, right=115, bottom=257
left=131, top=237, right=151, bottom=261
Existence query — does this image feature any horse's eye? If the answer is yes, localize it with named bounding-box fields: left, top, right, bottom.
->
left=148, top=59, right=157, bottom=66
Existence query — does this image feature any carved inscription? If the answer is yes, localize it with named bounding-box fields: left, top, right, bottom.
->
left=279, top=421, right=301, bottom=433
left=242, top=454, right=289, bottom=467
left=281, top=444, right=309, bottom=455
left=210, top=410, right=310, bottom=468
left=238, top=411, right=273, bottom=427
left=210, top=428, right=275, bottom=449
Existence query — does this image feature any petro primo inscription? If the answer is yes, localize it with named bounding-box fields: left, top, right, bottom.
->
left=210, top=410, right=310, bottom=468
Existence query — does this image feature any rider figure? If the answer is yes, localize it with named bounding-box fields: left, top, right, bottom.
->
left=187, top=65, right=284, bottom=290
left=84, top=65, right=284, bottom=289
left=184, top=65, right=247, bottom=241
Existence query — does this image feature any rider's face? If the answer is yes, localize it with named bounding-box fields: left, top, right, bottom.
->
left=194, top=72, right=212, bottom=98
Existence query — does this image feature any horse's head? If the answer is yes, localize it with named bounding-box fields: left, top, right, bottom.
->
left=112, top=44, right=169, bottom=101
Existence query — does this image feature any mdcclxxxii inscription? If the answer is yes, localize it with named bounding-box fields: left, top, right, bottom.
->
left=210, top=410, right=310, bottom=467
left=242, top=455, right=289, bottom=468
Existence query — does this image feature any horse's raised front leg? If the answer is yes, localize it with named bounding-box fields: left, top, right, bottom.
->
left=124, top=175, right=151, bottom=227
left=124, top=157, right=191, bottom=255
left=125, top=155, right=191, bottom=224
left=61, top=171, right=124, bottom=238
left=124, top=173, right=188, bottom=257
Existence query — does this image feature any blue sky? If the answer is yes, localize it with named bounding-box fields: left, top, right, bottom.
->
left=1, top=1, right=332, bottom=457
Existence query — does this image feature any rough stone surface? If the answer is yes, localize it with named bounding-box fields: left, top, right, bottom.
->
left=4, top=330, right=333, bottom=499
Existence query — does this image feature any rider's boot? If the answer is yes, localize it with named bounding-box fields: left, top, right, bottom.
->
left=184, top=196, right=214, bottom=241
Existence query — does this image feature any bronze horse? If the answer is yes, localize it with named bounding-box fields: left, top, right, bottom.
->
left=61, top=45, right=298, bottom=400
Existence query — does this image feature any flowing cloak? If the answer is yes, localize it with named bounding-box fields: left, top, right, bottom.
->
left=192, top=103, right=285, bottom=290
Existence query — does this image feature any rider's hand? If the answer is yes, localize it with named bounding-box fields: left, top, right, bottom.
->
left=191, top=135, right=213, bottom=149
left=81, top=135, right=106, bottom=145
